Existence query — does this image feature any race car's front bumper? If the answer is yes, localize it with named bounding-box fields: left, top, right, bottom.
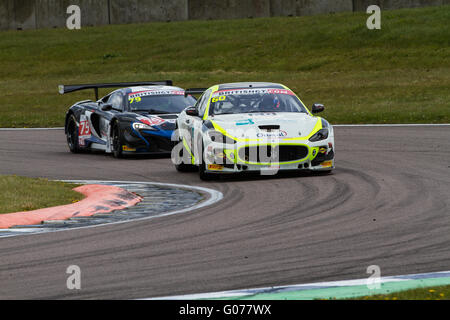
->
left=202, top=138, right=335, bottom=174
left=122, top=126, right=174, bottom=153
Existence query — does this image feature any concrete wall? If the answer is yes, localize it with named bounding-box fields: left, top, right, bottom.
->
left=188, top=0, right=270, bottom=20
left=35, top=0, right=109, bottom=29
left=268, top=0, right=353, bottom=17
left=110, top=0, right=188, bottom=24
left=1, top=0, right=448, bottom=31
left=0, top=0, right=36, bottom=30
left=295, top=0, right=353, bottom=16
left=353, top=0, right=450, bottom=11
left=0, top=0, right=14, bottom=30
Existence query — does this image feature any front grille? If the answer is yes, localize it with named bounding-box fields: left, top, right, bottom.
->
left=138, top=132, right=173, bottom=152
left=238, top=145, right=309, bottom=163
left=259, top=125, right=280, bottom=130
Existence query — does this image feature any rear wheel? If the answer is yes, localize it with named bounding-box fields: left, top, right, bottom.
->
left=66, top=114, right=80, bottom=153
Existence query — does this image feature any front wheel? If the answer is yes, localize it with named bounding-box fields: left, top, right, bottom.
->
left=199, top=143, right=214, bottom=181
left=175, top=141, right=198, bottom=172
left=112, top=122, right=124, bottom=158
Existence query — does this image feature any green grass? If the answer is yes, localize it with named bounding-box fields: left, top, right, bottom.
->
left=0, top=5, right=448, bottom=127
left=352, top=285, right=450, bottom=300
left=0, top=175, right=83, bottom=214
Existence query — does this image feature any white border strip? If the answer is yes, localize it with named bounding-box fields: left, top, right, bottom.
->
left=334, top=124, right=450, bottom=127
left=1, top=180, right=223, bottom=237
left=145, top=270, right=450, bottom=300
left=64, top=180, right=224, bottom=220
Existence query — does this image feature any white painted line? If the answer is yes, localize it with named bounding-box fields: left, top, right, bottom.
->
left=144, top=270, right=450, bottom=300
left=0, top=228, right=53, bottom=233
left=0, top=180, right=223, bottom=238
left=64, top=180, right=224, bottom=221
left=334, top=124, right=450, bottom=127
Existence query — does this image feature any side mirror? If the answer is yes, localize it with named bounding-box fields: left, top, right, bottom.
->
left=101, top=103, right=113, bottom=111
left=185, top=106, right=199, bottom=117
left=311, top=103, right=325, bottom=114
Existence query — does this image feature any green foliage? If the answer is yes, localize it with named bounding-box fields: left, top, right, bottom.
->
left=0, top=176, right=83, bottom=214
left=0, top=6, right=448, bottom=127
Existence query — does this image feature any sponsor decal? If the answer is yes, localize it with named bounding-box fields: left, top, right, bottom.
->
left=212, top=88, right=294, bottom=97
left=321, top=160, right=333, bottom=168
left=256, top=130, right=287, bottom=138
left=249, top=113, right=278, bottom=116
left=122, top=146, right=136, bottom=152
left=78, top=115, right=91, bottom=147
left=236, top=119, right=255, bottom=126
left=208, top=164, right=224, bottom=171
left=129, top=90, right=184, bottom=99
left=267, top=89, right=293, bottom=95
left=137, top=116, right=165, bottom=126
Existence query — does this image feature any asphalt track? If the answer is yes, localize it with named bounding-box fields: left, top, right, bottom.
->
left=0, top=126, right=449, bottom=299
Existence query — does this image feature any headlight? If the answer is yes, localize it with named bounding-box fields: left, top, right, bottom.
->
left=309, top=128, right=329, bottom=142
left=133, top=122, right=157, bottom=131
left=207, top=130, right=236, bottom=144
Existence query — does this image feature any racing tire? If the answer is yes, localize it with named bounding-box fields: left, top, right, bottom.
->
left=66, top=114, right=81, bottom=153
left=112, top=121, right=124, bottom=159
left=175, top=141, right=198, bottom=172
left=199, top=142, right=214, bottom=181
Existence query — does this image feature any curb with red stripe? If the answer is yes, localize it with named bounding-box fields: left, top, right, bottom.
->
left=0, top=184, right=142, bottom=229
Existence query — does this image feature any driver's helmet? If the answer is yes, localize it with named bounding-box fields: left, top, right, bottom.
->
left=260, top=94, right=281, bottom=111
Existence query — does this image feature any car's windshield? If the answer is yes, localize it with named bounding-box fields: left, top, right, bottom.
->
left=210, top=88, right=308, bottom=116
left=128, top=91, right=196, bottom=114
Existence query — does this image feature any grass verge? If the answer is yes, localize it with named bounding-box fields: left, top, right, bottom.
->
left=352, top=285, right=450, bottom=300
left=0, top=175, right=83, bottom=214
left=0, top=6, right=448, bottom=127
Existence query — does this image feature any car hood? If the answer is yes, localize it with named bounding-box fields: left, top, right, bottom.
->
left=209, top=112, right=320, bottom=140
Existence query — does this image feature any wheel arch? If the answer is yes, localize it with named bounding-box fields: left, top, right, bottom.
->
left=65, top=110, right=76, bottom=134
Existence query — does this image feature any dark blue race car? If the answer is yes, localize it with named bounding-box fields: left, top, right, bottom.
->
left=60, top=81, right=197, bottom=158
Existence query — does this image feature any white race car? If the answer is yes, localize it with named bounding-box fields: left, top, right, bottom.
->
left=172, top=82, right=335, bottom=180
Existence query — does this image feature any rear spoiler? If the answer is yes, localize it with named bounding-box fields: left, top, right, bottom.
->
left=184, top=88, right=207, bottom=97
left=58, top=80, right=173, bottom=101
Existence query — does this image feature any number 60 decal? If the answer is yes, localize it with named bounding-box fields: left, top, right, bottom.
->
left=212, top=96, right=226, bottom=103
